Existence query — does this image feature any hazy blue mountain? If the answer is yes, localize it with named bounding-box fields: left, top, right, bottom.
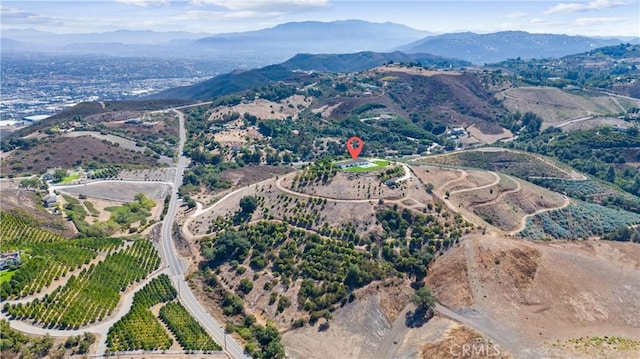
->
left=398, top=31, right=632, bottom=64
left=281, top=51, right=470, bottom=72
left=2, top=28, right=212, bottom=46
left=194, top=20, right=429, bottom=54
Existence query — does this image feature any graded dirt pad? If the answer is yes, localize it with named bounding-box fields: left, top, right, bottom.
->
left=1, top=135, right=162, bottom=176
left=118, top=168, right=176, bottom=182
left=431, top=235, right=640, bottom=359
left=61, top=181, right=171, bottom=202
left=310, top=102, right=342, bottom=118
left=219, top=165, right=294, bottom=188
left=462, top=124, right=513, bottom=146
left=560, top=116, right=631, bottom=132
left=503, top=179, right=565, bottom=214
left=411, top=165, right=463, bottom=192
left=498, top=87, right=640, bottom=128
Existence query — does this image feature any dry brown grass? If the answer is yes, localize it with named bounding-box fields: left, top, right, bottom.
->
left=421, top=324, right=512, bottom=359
left=208, top=95, right=311, bottom=122
left=1, top=135, right=162, bottom=176
left=425, top=245, right=474, bottom=309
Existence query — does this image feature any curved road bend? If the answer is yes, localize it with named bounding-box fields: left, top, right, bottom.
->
left=162, top=109, right=249, bottom=359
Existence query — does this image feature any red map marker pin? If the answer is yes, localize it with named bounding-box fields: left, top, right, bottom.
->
left=346, top=136, right=364, bottom=159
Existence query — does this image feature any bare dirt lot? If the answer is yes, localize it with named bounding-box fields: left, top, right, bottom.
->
left=282, top=279, right=412, bottom=359
left=462, top=124, right=513, bottom=146
left=498, top=87, right=640, bottom=128
left=219, top=165, right=294, bottom=188
left=559, top=116, right=631, bottom=132
left=427, top=234, right=640, bottom=359
left=118, top=168, right=176, bottom=182
left=60, top=181, right=171, bottom=202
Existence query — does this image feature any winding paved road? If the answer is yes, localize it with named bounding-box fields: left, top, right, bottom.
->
left=4, top=107, right=247, bottom=359
left=161, top=109, right=249, bottom=359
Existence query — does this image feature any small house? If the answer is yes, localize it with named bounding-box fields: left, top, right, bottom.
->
left=337, top=160, right=370, bottom=169
left=43, top=194, right=58, bottom=208
left=0, top=251, right=21, bottom=270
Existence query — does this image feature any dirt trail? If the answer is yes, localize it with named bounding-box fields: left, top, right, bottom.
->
left=373, top=304, right=414, bottom=359
left=449, top=171, right=500, bottom=195
left=420, top=147, right=586, bottom=181
left=432, top=169, right=502, bottom=233
left=435, top=169, right=467, bottom=195
left=474, top=177, right=521, bottom=209
left=509, top=196, right=571, bottom=235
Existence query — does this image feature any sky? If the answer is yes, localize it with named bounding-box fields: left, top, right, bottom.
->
left=1, top=0, right=639, bottom=37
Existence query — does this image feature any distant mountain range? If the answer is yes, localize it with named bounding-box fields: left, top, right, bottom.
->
left=150, top=50, right=470, bottom=101
left=398, top=31, right=637, bottom=64
left=2, top=28, right=211, bottom=46
left=194, top=20, right=429, bottom=55
left=3, top=22, right=637, bottom=66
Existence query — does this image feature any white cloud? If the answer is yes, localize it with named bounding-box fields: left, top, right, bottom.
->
left=190, top=0, right=329, bottom=12
left=0, top=5, right=63, bottom=25
left=175, top=9, right=281, bottom=21
left=545, top=0, right=629, bottom=15
left=573, top=16, right=628, bottom=25
left=114, top=0, right=169, bottom=7
left=507, top=12, right=527, bottom=19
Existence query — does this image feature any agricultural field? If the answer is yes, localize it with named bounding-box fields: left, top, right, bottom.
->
left=159, top=302, right=222, bottom=351
left=519, top=201, right=640, bottom=240
left=4, top=239, right=161, bottom=328
left=286, top=158, right=406, bottom=201
left=107, top=274, right=177, bottom=352
left=530, top=177, right=640, bottom=213
left=421, top=148, right=580, bottom=180
left=0, top=212, right=123, bottom=299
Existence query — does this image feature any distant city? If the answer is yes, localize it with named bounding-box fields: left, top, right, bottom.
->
left=0, top=53, right=233, bottom=127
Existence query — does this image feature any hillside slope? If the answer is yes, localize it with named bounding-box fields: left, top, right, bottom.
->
left=399, top=31, right=629, bottom=64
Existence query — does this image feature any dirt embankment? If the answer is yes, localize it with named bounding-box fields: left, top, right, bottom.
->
left=282, top=278, right=412, bottom=359
left=426, top=234, right=640, bottom=359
